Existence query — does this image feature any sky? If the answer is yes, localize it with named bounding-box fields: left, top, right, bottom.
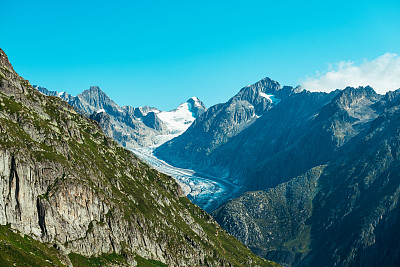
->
left=1, top=0, right=400, bottom=110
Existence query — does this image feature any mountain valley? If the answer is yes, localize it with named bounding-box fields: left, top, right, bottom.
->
left=36, top=84, right=236, bottom=212
left=2, top=45, right=400, bottom=267
left=0, top=48, right=275, bottom=266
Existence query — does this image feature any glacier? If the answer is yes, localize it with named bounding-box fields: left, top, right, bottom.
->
left=131, top=147, right=240, bottom=212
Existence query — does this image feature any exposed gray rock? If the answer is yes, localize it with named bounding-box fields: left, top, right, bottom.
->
left=155, top=84, right=384, bottom=191
left=142, top=111, right=165, bottom=131
left=187, top=97, right=207, bottom=117
left=213, top=167, right=325, bottom=266
left=89, top=110, right=113, bottom=137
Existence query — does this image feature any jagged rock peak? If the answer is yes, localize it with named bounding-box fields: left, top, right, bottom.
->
left=383, top=88, right=400, bottom=102
left=33, top=85, right=59, bottom=97
left=86, top=86, right=107, bottom=96
left=0, top=48, right=15, bottom=73
left=77, top=86, right=119, bottom=114
left=133, top=106, right=160, bottom=118
left=255, top=76, right=281, bottom=87
left=79, top=86, right=110, bottom=99
left=243, top=77, right=281, bottom=93
left=187, top=96, right=207, bottom=118
left=234, top=77, right=282, bottom=104
left=341, top=85, right=377, bottom=96
left=333, top=85, right=380, bottom=107
left=89, top=85, right=101, bottom=91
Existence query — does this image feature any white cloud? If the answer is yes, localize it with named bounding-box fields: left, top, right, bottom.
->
left=300, top=53, right=400, bottom=94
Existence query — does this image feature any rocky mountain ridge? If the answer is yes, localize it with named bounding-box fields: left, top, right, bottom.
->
left=154, top=79, right=384, bottom=191
left=213, top=92, right=400, bottom=265
left=35, top=85, right=207, bottom=149
left=154, top=77, right=298, bottom=177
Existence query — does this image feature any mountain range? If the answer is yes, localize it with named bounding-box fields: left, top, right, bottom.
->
left=155, top=76, right=400, bottom=266
left=0, top=48, right=274, bottom=266
left=154, top=79, right=303, bottom=186
left=3, top=45, right=400, bottom=267
left=35, top=85, right=207, bottom=149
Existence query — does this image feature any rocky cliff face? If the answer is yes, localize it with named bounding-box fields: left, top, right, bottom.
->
left=233, top=85, right=380, bottom=190
left=0, top=48, right=275, bottom=266
left=212, top=167, right=325, bottom=266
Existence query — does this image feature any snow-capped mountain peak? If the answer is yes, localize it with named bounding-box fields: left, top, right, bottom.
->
left=157, top=97, right=206, bottom=134
left=189, top=96, right=201, bottom=105
left=187, top=96, right=207, bottom=118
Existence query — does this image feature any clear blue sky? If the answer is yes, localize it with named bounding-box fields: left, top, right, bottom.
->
left=1, top=0, right=399, bottom=110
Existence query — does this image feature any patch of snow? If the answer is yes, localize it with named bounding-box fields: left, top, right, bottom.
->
left=259, top=92, right=281, bottom=104
left=58, top=92, right=65, bottom=97
left=140, top=106, right=160, bottom=114
left=96, top=109, right=106, bottom=113
left=190, top=96, right=202, bottom=107
left=156, top=102, right=196, bottom=134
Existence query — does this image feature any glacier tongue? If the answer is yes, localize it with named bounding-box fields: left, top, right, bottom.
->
left=130, top=147, right=241, bottom=212
left=131, top=98, right=230, bottom=211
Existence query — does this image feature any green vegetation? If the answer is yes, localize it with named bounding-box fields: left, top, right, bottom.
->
left=68, top=252, right=127, bottom=267
left=135, top=255, right=168, bottom=267
left=0, top=224, right=172, bottom=267
left=0, top=95, right=23, bottom=114
left=0, top=225, right=66, bottom=267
